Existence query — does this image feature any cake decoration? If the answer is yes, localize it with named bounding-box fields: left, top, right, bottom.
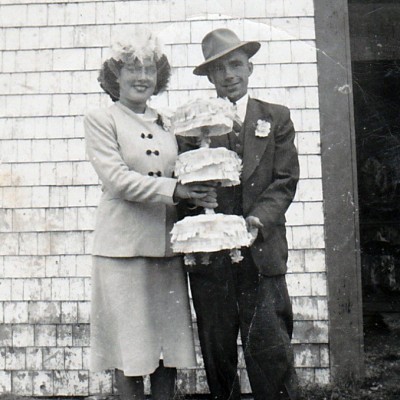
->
left=174, top=147, right=242, bottom=187
left=170, top=98, right=236, bottom=139
left=170, top=98, right=253, bottom=265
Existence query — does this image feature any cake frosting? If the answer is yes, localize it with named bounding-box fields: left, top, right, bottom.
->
left=170, top=97, right=252, bottom=264
left=171, top=214, right=253, bottom=254
left=170, top=98, right=235, bottom=137
left=174, top=147, right=242, bottom=186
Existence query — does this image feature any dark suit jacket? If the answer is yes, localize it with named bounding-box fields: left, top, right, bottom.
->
left=178, top=98, right=299, bottom=276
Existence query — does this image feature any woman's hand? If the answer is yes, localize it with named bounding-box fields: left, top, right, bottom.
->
left=174, top=182, right=218, bottom=209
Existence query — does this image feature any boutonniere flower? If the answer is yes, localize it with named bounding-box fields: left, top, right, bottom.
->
left=255, top=119, right=271, bottom=138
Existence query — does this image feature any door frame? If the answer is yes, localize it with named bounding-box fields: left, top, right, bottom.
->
left=314, top=0, right=364, bottom=381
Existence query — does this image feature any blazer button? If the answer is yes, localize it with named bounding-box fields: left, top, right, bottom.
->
left=148, top=171, right=154, bottom=176
left=156, top=171, right=162, bottom=177
left=146, top=150, right=152, bottom=155
left=154, top=150, right=160, bottom=156
left=147, top=134, right=153, bottom=139
left=141, top=133, right=145, bottom=138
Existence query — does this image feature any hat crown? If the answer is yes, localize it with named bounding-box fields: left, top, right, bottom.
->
left=193, top=28, right=260, bottom=75
left=202, top=29, right=242, bottom=61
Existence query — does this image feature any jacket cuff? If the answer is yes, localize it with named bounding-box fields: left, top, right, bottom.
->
left=159, top=177, right=179, bottom=205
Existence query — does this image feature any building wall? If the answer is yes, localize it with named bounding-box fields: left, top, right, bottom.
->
left=0, top=0, right=328, bottom=396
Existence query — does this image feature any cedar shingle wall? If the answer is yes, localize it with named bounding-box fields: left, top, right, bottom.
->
left=0, top=0, right=329, bottom=395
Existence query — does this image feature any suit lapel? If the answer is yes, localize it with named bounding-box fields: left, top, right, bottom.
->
left=242, top=98, right=272, bottom=182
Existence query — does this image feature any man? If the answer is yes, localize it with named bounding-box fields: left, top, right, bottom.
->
left=179, top=29, right=300, bottom=400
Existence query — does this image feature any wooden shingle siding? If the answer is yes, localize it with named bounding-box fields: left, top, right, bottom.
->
left=0, top=0, right=331, bottom=395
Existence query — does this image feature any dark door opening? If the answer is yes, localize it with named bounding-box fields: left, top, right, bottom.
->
left=349, top=2, right=400, bottom=318
left=353, top=60, right=400, bottom=310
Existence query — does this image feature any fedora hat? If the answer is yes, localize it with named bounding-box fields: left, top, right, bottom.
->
left=193, top=28, right=260, bottom=76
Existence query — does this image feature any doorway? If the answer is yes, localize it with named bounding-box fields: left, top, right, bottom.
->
left=349, top=0, right=400, bottom=322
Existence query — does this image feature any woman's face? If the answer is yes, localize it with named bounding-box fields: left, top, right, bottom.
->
left=118, top=57, right=157, bottom=113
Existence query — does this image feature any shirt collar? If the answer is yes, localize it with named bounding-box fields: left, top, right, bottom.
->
left=232, top=94, right=249, bottom=122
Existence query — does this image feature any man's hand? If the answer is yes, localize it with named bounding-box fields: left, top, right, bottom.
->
left=245, top=216, right=263, bottom=245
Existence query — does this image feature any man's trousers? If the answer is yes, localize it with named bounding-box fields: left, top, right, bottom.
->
left=189, top=251, right=298, bottom=400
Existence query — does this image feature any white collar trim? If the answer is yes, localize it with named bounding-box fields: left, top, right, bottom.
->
left=233, top=94, right=249, bottom=122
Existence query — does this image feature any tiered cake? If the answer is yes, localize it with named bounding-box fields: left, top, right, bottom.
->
left=174, top=147, right=242, bottom=187
left=170, top=98, right=253, bottom=265
left=170, top=97, right=236, bottom=139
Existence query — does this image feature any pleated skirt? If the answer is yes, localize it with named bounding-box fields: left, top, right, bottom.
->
left=90, top=255, right=196, bottom=376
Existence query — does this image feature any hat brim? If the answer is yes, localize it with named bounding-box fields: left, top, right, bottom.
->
left=193, top=41, right=261, bottom=76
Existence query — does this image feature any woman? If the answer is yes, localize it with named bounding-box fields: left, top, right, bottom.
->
left=84, top=30, right=216, bottom=400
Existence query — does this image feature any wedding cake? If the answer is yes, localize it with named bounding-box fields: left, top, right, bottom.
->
left=174, top=147, right=242, bottom=187
left=170, top=98, right=252, bottom=264
left=170, top=97, right=235, bottom=137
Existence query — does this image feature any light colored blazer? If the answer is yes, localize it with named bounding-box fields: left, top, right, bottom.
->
left=84, top=102, right=178, bottom=258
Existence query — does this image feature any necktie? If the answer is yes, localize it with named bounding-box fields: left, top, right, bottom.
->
left=232, top=119, right=242, bottom=136
left=232, top=103, right=242, bottom=136
left=228, top=102, right=243, bottom=156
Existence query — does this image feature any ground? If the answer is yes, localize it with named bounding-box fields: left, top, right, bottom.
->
left=1, top=313, right=399, bottom=399
left=299, top=312, right=400, bottom=400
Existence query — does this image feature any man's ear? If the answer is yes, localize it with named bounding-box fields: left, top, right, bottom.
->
left=248, top=61, right=254, bottom=76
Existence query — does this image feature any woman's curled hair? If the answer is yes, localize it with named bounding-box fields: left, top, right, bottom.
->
left=98, top=54, right=171, bottom=102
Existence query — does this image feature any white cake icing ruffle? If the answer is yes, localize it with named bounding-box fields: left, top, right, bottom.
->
left=171, top=214, right=253, bottom=254
left=174, top=147, right=242, bottom=186
left=171, top=98, right=235, bottom=137
left=170, top=98, right=251, bottom=264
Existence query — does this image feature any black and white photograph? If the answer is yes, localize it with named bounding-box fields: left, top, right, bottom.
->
left=0, top=1, right=399, bottom=399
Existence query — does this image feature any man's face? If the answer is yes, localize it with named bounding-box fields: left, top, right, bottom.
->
left=207, top=49, right=253, bottom=103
